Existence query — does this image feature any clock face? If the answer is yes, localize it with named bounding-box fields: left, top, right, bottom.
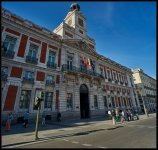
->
left=68, top=19, right=72, bottom=25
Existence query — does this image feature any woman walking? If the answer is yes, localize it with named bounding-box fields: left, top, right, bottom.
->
left=5, top=112, right=13, bottom=131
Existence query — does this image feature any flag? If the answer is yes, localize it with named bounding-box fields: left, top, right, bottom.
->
left=87, top=58, right=91, bottom=69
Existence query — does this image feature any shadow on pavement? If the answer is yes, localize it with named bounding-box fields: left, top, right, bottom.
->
left=1, top=117, right=110, bottom=136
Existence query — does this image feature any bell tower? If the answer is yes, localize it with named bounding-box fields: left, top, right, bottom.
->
left=53, top=3, right=96, bottom=51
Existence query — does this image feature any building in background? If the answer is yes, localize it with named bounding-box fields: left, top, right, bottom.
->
left=132, top=68, right=156, bottom=113
left=2, top=3, right=141, bottom=122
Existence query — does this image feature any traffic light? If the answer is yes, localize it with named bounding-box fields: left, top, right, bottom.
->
left=35, top=97, right=41, bottom=107
left=40, top=91, right=44, bottom=101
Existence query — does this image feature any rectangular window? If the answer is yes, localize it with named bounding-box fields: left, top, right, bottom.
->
left=44, top=92, right=53, bottom=109
left=1, top=66, right=8, bottom=75
left=103, top=96, right=107, bottom=108
left=67, top=93, right=73, bottom=110
left=78, top=18, right=84, bottom=27
left=3, top=35, right=17, bottom=52
left=118, top=97, right=121, bottom=107
left=48, top=51, right=56, bottom=64
left=107, top=70, right=111, bottom=79
left=111, top=97, right=115, bottom=108
left=67, top=55, right=73, bottom=70
left=100, top=67, right=103, bottom=76
left=24, top=71, right=34, bottom=79
left=46, top=75, right=54, bottom=85
left=124, top=98, right=127, bottom=107
left=28, top=43, right=38, bottom=58
left=19, top=90, right=31, bottom=109
left=94, top=95, right=98, bottom=109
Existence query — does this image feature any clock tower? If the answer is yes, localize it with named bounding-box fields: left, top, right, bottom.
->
left=53, top=3, right=96, bottom=51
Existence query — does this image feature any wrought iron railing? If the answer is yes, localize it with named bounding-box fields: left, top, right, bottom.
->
left=26, top=56, right=38, bottom=64
left=1, top=72, right=8, bottom=81
left=62, top=64, right=104, bottom=79
left=46, top=80, right=55, bottom=86
left=2, top=48, right=15, bottom=59
left=22, top=77, right=34, bottom=84
left=47, top=62, right=57, bottom=69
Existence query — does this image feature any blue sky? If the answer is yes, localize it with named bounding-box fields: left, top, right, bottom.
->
left=2, top=2, right=156, bottom=79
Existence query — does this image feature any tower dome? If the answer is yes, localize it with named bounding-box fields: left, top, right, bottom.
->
left=70, top=3, right=80, bottom=11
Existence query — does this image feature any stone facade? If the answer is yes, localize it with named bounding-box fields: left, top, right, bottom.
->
left=1, top=4, right=141, bottom=122
left=132, top=68, right=156, bottom=113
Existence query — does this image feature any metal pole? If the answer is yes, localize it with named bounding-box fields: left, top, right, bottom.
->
left=35, top=105, right=40, bottom=140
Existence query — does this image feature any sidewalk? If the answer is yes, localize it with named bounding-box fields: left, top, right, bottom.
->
left=2, top=113, right=156, bottom=148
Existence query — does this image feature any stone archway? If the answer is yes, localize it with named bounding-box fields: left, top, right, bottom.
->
left=80, top=84, right=90, bottom=119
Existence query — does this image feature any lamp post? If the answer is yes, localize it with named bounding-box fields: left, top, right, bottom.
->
left=140, top=88, right=149, bottom=118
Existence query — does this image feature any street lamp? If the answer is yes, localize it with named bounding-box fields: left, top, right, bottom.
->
left=139, top=88, right=149, bottom=118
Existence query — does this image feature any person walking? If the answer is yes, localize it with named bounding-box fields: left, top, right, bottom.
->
left=23, top=111, right=29, bottom=128
left=121, top=110, right=125, bottom=123
left=42, top=112, right=46, bottom=126
left=5, top=112, right=13, bottom=131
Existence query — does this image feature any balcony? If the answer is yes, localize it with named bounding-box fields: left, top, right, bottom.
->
left=108, top=78, right=112, bottom=82
left=62, top=64, right=104, bottom=79
left=2, top=48, right=15, bottom=59
left=26, top=56, right=38, bottom=64
left=46, top=80, right=55, bottom=86
left=47, top=61, right=57, bottom=69
left=1, top=72, right=8, bottom=81
left=22, top=77, right=34, bottom=84
left=115, top=80, right=118, bottom=84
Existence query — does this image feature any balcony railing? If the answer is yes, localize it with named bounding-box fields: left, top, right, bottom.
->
left=47, top=62, right=57, bottom=69
left=2, top=48, right=15, bottom=59
left=22, top=77, right=34, bottom=84
left=26, top=56, right=38, bottom=64
left=46, top=80, right=55, bottom=86
left=1, top=72, right=8, bottom=81
left=108, top=78, right=112, bottom=82
left=62, top=64, right=104, bottom=79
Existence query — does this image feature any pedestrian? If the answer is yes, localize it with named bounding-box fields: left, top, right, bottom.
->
left=5, top=112, right=13, bottom=131
left=121, top=110, right=125, bottom=123
left=23, top=111, right=29, bottom=128
left=42, top=112, right=46, bottom=126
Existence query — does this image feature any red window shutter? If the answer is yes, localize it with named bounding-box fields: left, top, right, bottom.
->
left=36, top=71, right=45, bottom=81
left=58, top=48, right=61, bottom=67
left=17, top=34, right=28, bottom=57
left=56, top=90, right=59, bottom=110
left=5, top=28, right=20, bottom=36
left=3, top=85, right=18, bottom=111
left=104, top=66, right=107, bottom=79
left=40, top=42, right=47, bottom=63
left=56, top=75, right=60, bottom=84
left=10, top=67, right=22, bottom=78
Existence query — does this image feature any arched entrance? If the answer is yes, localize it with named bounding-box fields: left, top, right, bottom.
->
left=80, top=84, right=90, bottom=119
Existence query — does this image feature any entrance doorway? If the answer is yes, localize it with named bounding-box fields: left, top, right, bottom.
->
left=80, top=84, right=90, bottom=119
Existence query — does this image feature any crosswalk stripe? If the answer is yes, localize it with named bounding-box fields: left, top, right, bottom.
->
left=72, top=141, right=79, bottom=144
left=82, top=144, right=92, bottom=146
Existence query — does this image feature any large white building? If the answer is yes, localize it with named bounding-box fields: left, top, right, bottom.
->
left=132, top=68, right=156, bottom=113
left=2, top=4, right=141, bottom=122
